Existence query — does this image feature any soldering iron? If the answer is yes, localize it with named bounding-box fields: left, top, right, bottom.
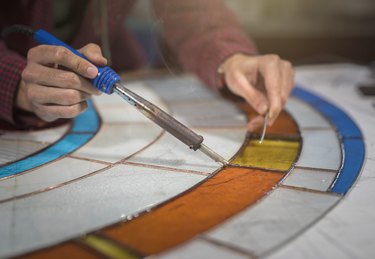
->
left=2, top=25, right=228, bottom=165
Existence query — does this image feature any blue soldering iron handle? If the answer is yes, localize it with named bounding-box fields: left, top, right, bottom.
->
left=34, top=29, right=120, bottom=94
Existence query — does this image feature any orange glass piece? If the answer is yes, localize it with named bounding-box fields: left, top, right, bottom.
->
left=238, top=103, right=299, bottom=137
left=232, top=139, right=301, bottom=171
left=101, top=167, right=284, bottom=256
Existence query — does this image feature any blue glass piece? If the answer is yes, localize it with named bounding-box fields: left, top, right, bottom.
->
left=71, top=100, right=100, bottom=133
left=293, top=87, right=365, bottom=194
left=330, top=139, right=365, bottom=194
left=0, top=133, right=93, bottom=178
left=0, top=101, right=100, bottom=178
left=292, top=87, right=322, bottom=104
left=292, top=87, right=362, bottom=138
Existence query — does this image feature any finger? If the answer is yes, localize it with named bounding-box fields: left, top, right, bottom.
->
left=27, top=84, right=90, bottom=106
left=33, top=101, right=88, bottom=122
left=226, top=71, right=269, bottom=115
left=78, top=43, right=107, bottom=66
left=22, top=63, right=101, bottom=95
left=247, top=115, right=264, bottom=132
left=27, top=45, right=98, bottom=79
left=258, top=55, right=283, bottom=125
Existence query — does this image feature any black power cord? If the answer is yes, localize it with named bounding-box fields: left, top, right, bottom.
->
left=1, top=24, right=34, bottom=40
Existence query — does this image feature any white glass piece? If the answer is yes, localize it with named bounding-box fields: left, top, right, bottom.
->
left=171, top=99, right=247, bottom=128
left=283, top=168, right=337, bottom=192
left=128, top=128, right=247, bottom=173
left=157, top=239, right=249, bottom=259
left=0, top=158, right=106, bottom=201
left=286, top=98, right=331, bottom=129
left=0, top=124, right=69, bottom=144
left=0, top=164, right=205, bottom=258
left=72, top=123, right=162, bottom=163
left=93, top=82, right=169, bottom=124
left=296, top=130, right=342, bottom=170
left=143, top=74, right=218, bottom=102
left=269, top=161, right=375, bottom=259
left=206, top=187, right=340, bottom=257
left=0, top=140, right=48, bottom=165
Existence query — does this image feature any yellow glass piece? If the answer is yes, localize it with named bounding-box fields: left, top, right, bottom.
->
left=232, top=139, right=300, bottom=171
left=82, top=234, right=138, bottom=259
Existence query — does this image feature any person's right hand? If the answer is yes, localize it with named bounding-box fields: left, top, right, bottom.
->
left=16, top=43, right=107, bottom=122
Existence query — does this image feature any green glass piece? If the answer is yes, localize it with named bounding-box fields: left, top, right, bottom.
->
left=82, top=234, right=139, bottom=259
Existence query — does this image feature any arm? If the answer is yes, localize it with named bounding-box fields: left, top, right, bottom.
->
left=0, top=41, right=27, bottom=126
left=153, top=0, right=294, bottom=130
left=152, top=0, right=257, bottom=89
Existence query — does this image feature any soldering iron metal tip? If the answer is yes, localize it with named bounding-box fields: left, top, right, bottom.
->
left=199, top=144, right=229, bottom=166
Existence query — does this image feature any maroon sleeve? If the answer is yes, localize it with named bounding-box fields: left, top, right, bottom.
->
left=152, top=0, right=258, bottom=89
left=0, top=41, right=26, bottom=125
left=0, top=41, right=53, bottom=129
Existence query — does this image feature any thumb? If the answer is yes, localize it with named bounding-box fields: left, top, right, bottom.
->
left=78, top=43, right=107, bottom=66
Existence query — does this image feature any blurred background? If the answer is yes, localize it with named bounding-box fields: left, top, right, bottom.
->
left=128, top=0, right=375, bottom=67
left=224, top=0, right=375, bottom=65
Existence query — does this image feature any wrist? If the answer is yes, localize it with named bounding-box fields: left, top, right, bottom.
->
left=16, top=80, right=33, bottom=112
left=218, top=53, right=249, bottom=74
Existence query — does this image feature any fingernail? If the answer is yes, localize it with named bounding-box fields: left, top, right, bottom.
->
left=87, top=66, right=98, bottom=78
left=268, top=117, right=275, bottom=126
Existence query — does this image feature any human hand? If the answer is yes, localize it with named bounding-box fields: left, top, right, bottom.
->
left=17, top=43, right=107, bottom=122
left=218, top=53, right=294, bottom=131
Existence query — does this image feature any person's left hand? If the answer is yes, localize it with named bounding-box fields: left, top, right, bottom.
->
left=218, top=53, right=294, bottom=131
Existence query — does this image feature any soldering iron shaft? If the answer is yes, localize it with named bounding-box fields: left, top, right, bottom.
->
left=113, top=82, right=228, bottom=165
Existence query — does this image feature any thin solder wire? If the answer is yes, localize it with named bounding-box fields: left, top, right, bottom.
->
left=259, top=112, right=269, bottom=144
